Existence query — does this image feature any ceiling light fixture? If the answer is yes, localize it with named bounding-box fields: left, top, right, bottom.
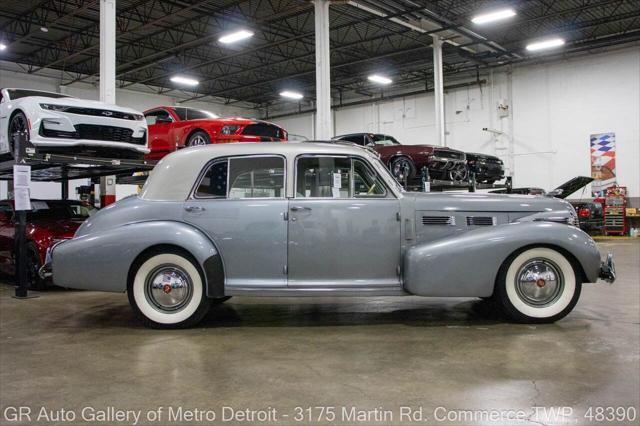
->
left=170, top=76, right=199, bottom=86
left=526, top=38, right=565, bottom=51
left=368, top=74, right=392, bottom=85
left=40, top=27, right=49, bottom=32
left=471, top=8, right=516, bottom=24
left=0, top=43, right=6, bottom=51
left=280, top=90, right=303, bottom=100
left=219, top=29, right=254, bottom=44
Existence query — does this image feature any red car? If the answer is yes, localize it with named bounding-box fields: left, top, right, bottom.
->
left=143, top=106, right=288, bottom=160
left=0, top=199, right=96, bottom=289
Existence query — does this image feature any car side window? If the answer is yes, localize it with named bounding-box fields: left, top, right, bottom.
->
left=195, top=161, right=228, bottom=198
left=144, top=109, right=172, bottom=125
left=194, top=156, right=285, bottom=199
left=352, top=159, right=387, bottom=197
left=296, top=156, right=390, bottom=198
left=228, top=157, right=285, bottom=199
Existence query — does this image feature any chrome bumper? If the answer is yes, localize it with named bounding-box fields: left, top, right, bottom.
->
left=598, top=253, right=616, bottom=283
left=38, top=240, right=67, bottom=280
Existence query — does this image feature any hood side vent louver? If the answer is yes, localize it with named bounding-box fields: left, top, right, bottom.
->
left=422, top=215, right=456, bottom=226
left=466, top=216, right=497, bottom=226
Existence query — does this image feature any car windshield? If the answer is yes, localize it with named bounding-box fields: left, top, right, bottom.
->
left=7, top=89, right=73, bottom=100
left=26, top=201, right=97, bottom=221
left=172, top=107, right=219, bottom=121
left=370, top=134, right=400, bottom=146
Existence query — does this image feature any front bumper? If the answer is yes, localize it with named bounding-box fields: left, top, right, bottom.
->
left=38, top=240, right=67, bottom=280
left=598, top=253, right=616, bottom=283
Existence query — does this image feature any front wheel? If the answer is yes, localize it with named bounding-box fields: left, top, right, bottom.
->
left=389, top=156, right=415, bottom=184
left=186, top=131, right=210, bottom=147
left=8, top=111, right=29, bottom=158
left=492, top=247, right=581, bottom=323
left=128, top=251, right=211, bottom=328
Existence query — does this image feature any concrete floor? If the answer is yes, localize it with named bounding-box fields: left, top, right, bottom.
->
left=0, top=239, right=638, bottom=426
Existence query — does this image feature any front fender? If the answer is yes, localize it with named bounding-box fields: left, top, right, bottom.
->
left=403, top=222, right=601, bottom=297
left=52, top=221, right=224, bottom=296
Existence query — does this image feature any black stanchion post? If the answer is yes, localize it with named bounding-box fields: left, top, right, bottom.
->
left=468, top=171, right=476, bottom=193
left=506, top=176, right=513, bottom=194
left=11, top=132, right=37, bottom=299
left=14, top=209, right=28, bottom=298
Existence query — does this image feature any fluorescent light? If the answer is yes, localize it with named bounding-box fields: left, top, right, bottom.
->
left=170, top=76, right=199, bottom=86
left=40, top=27, right=49, bottom=32
left=368, top=74, right=392, bottom=85
left=0, top=43, right=6, bottom=51
left=280, top=91, right=303, bottom=100
left=471, top=8, right=516, bottom=24
left=526, top=38, right=565, bottom=51
left=219, top=30, right=254, bottom=44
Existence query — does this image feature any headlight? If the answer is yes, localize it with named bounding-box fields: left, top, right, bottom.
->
left=40, top=103, right=70, bottom=111
left=220, top=125, right=240, bottom=135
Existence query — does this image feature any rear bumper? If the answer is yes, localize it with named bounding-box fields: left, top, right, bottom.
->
left=598, top=253, right=616, bottom=283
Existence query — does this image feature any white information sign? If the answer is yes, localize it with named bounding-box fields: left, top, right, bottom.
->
left=13, top=165, right=31, bottom=211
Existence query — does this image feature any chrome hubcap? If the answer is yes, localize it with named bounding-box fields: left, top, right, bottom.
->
left=190, top=135, right=207, bottom=146
left=145, top=266, right=193, bottom=312
left=392, top=160, right=411, bottom=180
left=449, top=164, right=468, bottom=181
left=515, top=259, right=564, bottom=307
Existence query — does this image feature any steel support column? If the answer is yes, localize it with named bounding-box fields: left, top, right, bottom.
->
left=314, top=0, right=332, bottom=140
left=432, top=35, right=445, bottom=146
left=100, top=0, right=117, bottom=206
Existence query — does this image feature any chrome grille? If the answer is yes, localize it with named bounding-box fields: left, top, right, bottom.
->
left=422, top=215, right=455, bottom=226
left=466, top=216, right=496, bottom=226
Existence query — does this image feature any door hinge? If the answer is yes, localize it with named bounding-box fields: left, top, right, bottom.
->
left=283, top=265, right=288, bottom=274
left=396, top=211, right=401, bottom=221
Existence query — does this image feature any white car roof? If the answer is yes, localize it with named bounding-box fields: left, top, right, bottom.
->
left=140, top=142, right=380, bottom=201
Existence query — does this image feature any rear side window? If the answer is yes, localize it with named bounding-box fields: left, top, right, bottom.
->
left=194, top=156, right=285, bottom=199
left=195, top=161, right=228, bottom=198
left=173, top=107, right=218, bottom=121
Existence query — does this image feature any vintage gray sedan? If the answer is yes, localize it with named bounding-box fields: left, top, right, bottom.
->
left=51, top=143, right=615, bottom=328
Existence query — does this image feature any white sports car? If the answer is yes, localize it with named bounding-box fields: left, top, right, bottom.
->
left=0, top=88, right=149, bottom=159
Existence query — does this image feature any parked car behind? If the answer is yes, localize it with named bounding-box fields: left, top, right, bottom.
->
left=0, top=88, right=149, bottom=159
left=0, top=199, right=97, bottom=289
left=50, top=143, right=614, bottom=329
left=570, top=201, right=604, bottom=232
left=332, top=133, right=468, bottom=184
left=144, top=106, right=287, bottom=159
left=465, top=152, right=505, bottom=183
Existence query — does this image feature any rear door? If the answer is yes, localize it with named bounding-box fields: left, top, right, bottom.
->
left=183, top=155, right=288, bottom=288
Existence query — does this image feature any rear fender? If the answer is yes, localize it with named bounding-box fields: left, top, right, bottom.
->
left=52, top=221, right=224, bottom=297
left=403, top=222, right=601, bottom=297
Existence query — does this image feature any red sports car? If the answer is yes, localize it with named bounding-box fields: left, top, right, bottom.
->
left=0, top=199, right=96, bottom=289
left=144, top=106, right=288, bottom=160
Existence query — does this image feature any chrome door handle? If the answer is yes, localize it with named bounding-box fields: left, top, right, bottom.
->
left=184, top=205, right=205, bottom=212
left=290, top=206, right=312, bottom=211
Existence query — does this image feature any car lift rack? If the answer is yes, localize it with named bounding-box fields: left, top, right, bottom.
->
left=5, top=132, right=156, bottom=299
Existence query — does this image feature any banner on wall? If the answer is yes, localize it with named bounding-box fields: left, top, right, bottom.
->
left=590, top=132, right=616, bottom=196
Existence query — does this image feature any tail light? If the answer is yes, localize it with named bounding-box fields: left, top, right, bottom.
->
left=578, top=208, right=590, bottom=218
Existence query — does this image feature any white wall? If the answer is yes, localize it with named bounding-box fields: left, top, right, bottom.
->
left=271, top=46, right=640, bottom=198
left=0, top=67, right=255, bottom=201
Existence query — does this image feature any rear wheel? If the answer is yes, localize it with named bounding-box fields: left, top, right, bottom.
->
left=186, top=131, right=210, bottom=147
left=128, top=251, right=211, bottom=328
left=8, top=111, right=29, bottom=157
left=448, top=163, right=468, bottom=181
left=492, top=247, right=581, bottom=323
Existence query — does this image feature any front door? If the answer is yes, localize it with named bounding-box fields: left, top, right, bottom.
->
left=288, top=155, right=401, bottom=287
left=183, top=155, right=288, bottom=288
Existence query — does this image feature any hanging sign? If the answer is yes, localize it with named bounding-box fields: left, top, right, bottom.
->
left=590, top=132, right=616, bottom=196
left=13, top=165, right=31, bottom=211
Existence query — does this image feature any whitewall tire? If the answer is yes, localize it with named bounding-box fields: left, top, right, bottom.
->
left=493, top=247, right=582, bottom=323
left=128, top=252, right=211, bottom=328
